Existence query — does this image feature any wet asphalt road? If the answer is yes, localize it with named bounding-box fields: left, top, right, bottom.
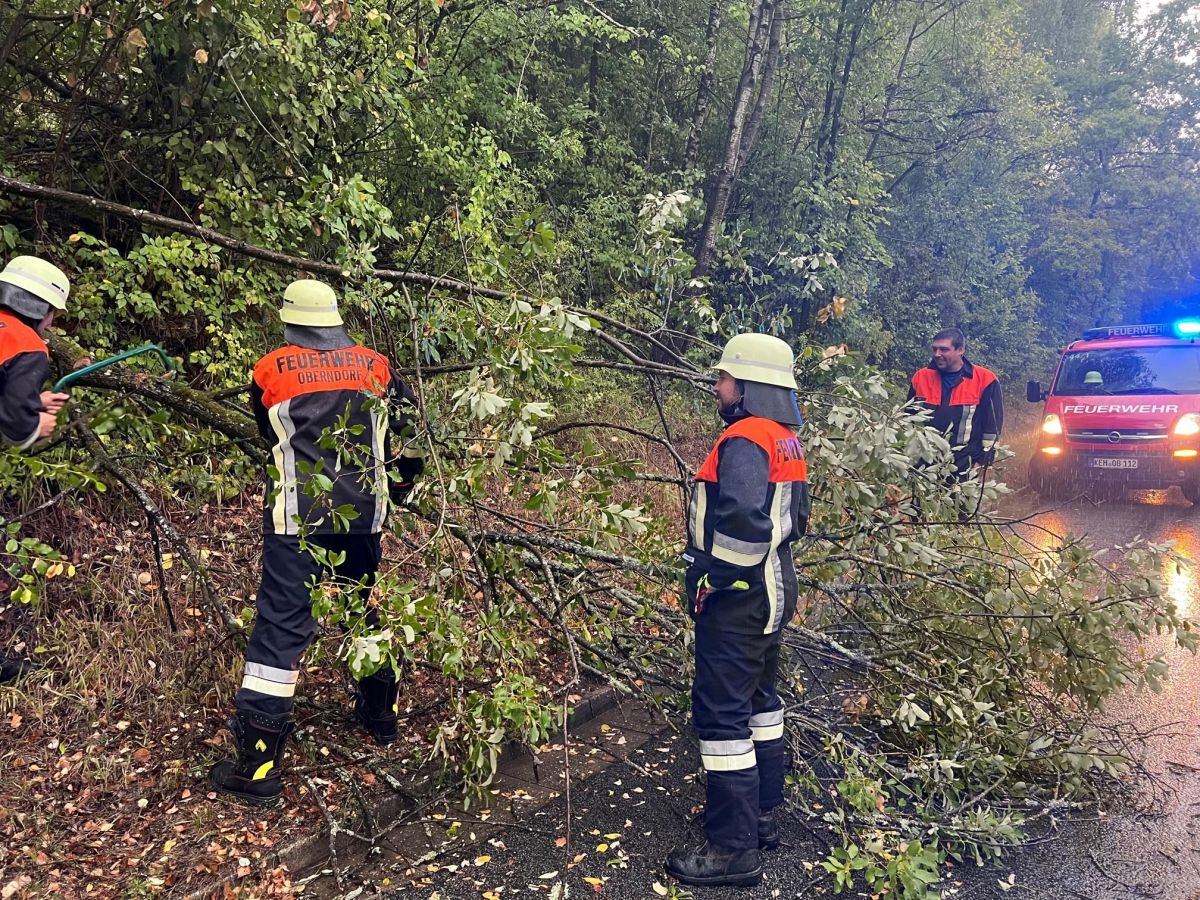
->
left=336, top=487, right=1200, bottom=900
left=950, top=487, right=1200, bottom=900
left=372, top=706, right=837, bottom=900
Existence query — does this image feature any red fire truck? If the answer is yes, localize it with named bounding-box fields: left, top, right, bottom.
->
left=1028, top=321, right=1200, bottom=503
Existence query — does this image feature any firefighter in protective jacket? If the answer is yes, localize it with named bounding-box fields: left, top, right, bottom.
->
left=665, top=333, right=809, bottom=888
left=210, top=279, right=423, bottom=806
left=907, top=327, right=1003, bottom=477
left=0, top=256, right=71, bottom=684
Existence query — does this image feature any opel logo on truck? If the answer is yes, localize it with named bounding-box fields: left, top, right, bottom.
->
left=1108, top=431, right=1121, bottom=443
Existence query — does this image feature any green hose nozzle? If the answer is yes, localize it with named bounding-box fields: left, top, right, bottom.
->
left=53, top=343, right=176, bottom=392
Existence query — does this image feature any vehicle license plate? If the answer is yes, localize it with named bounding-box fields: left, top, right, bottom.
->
left=1088, top=458, right=1138, bottom=469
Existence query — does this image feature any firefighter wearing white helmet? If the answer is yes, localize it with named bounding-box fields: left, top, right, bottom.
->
left=665, top=333, right=809, bottom=888
left=210, top=279, right=424, bottom=806
left=0, top=256, right=72, bottom=684
left=0, top=255, right=70, bottom=447
left=279, top=278, right=342, bottom=327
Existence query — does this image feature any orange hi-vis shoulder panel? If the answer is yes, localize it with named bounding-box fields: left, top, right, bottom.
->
left=252, top=344, right=393, bottom=536
left=953, top=365, right=998, bottom=405
left=911, top=365, right=997, bottom=407
left=0, top=310, right=48, bottom=365
left=254, top=346, right=390, bottom=406
left=695, top=416, right=807, bottom=485
left=909, top=368, right=940, bottom=405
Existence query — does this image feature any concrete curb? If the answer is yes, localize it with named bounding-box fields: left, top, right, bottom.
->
left=177, top=685, right=620, bottom=899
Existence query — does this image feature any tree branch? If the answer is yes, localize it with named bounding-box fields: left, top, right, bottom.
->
left=78, top=423, right=240, bottom=636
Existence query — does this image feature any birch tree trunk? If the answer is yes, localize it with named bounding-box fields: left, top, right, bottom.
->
left=693, top=0, right=781, bottom=279
left=736, top=5, right=784, bottom=178
left=685, top=0, right=726, bottom=171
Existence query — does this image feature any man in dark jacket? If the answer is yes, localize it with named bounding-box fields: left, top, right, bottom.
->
left=0, top=256, right=71, bottom=683
left=665, top=333, right=810, bottom=888
left=210, top=279, right=423, bottom=805
left=908, top=327, right=1003, bottom=477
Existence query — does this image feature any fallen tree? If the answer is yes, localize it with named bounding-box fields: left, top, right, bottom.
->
left=0, top=182, right=1192, bottom=899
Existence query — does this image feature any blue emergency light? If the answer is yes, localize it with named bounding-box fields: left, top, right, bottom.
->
left=1174, top=319, right=1200, bottom=338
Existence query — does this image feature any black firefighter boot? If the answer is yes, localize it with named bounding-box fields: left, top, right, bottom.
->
left=692, top=809, right=782, bottom=850
left=0, top=654, right=34, bottom=684
left=354, top=669, right=399, bottom=746
left=209, top=711, right=295, bottom=807
left=757, top=811, right=781, bottom=850
left=665, top=840, right=763, bottom=888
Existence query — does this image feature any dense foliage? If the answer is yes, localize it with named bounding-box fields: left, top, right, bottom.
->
left=2, top=0, right=1196, bottom=377
left=1, top=0, right=1197, bottom=895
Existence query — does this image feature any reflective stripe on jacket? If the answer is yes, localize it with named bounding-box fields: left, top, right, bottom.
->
left=252, top=345, right=394, bottom=535
left=0, top=310, right=49, bottom=450
left=908, top=359, right=1004, bottom=469
left=685, top=415, right=809, bottom=634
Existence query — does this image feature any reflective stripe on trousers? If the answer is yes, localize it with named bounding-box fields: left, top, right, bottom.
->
left=241, top=661, right=299, bottom=699
left=749, top=706, right=785, bottom=742
left=699, top=738, right=756, bottom=772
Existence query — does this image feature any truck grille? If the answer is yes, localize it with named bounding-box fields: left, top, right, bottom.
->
left=1066, top=429, right=1168, bottom=445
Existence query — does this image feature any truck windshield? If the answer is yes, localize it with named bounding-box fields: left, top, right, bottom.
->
left=1053, top=345, right=1200, bottom=396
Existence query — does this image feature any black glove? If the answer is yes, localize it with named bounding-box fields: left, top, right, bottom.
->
left=389, top=477, right=415, bottom=506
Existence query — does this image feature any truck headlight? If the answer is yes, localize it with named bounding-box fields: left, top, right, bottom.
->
left=1174, top=414, right=1200, bottom=436
left=1041, top=414, right=1063, bottom=435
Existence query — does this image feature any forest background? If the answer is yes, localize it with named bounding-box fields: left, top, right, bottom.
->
left=0, top=0, right=1199, bottom=896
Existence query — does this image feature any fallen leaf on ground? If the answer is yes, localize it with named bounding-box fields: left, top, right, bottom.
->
left=2, top=876, right=33, bottom=899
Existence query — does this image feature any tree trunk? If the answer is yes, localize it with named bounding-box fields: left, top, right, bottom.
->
left=735, top=4, right=783, bottom=178
left=685, top=0, right=725, bottom=171
left=823, top=6, right=866, bottom=178
left=0, top=0, right=32, bottom=74
left=813, top=0, right=850, bottom=173
left=797, top=0, right=866, bottom=252
left=693, top=0, right=779, bottom=279
left=585, top=40, right=600, bottom=165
